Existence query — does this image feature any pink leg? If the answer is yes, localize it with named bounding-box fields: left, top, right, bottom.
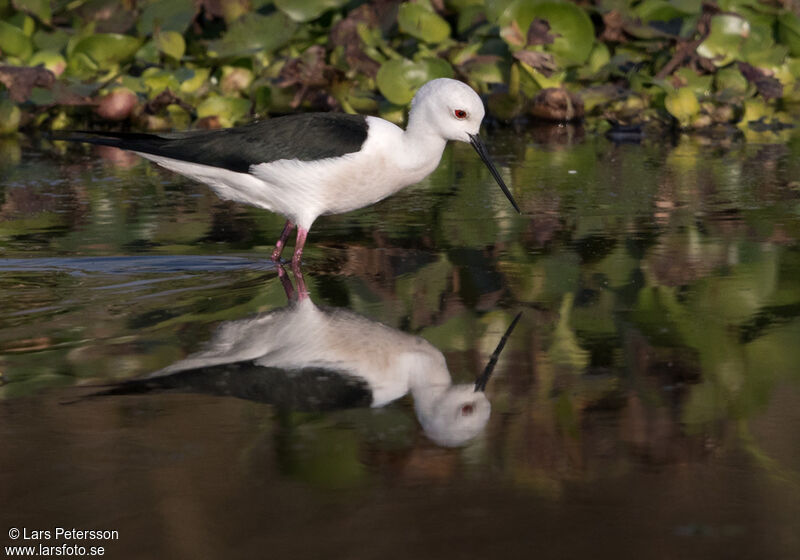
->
left=271, top=220, right=295, bottom=262
left=293, top=266, right=309, bottom=301
left=291, top=227, right=308, bottom=273
left=276, top=264, right=295, bottom=300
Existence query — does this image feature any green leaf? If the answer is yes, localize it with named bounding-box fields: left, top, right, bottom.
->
left=397, top=2, right=452, bottom=44
left=485, top=0, right=516, bottom=23
left=119, top=75, right=146, bottom=93
left=503, top=0, right=595, bottom=67
left=741, top=22, right=784, bottom=67
left=674, top=67, right=713, bottom=96
left=634, top=0, right=698, bottom=23
left=135, top=40, right=161, bottom=64
left=274, top=0, right=349, bottom=23
left=7, top=12, right=34, bottom=35
left=0, top=98, right=22, bottom=135
left=715, top=66, right=749, bottom=96
left=196, top=95, right=251, bottom=127
left=463, top=58, right=509, bottom=84
left=155, top=30, right=185, bottom=60
left=208, top=12, right=297, bottom=57
left=0, top=20, right=33, bottom=59
left=138, top=0, right=197, bottom=34
left=65, top=51, right=99, bottom=78
left=778, top=12, right=800, bottom=57
left=33, top=29, right=70, bottom=51
left=376, top=57, right=455, bottom=105
left=27, top=50, right=67, bottom=76
left=141, top=67, right=181, bottom=95
left=548, top=293, right=589, bottom=372
left=179, top=67, right=210, bottom=94
left=70, top=33, right=142, bottom=70
left=696, top=14, right=749, bottom=67
left=13, top=0, right=51, bottom=24
left=166, top=104, right=192, bottom=129
left=665, top=87, right=700, bottom=127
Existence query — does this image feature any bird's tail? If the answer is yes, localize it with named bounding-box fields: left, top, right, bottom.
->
left=49, top=130, right=164, bottom=150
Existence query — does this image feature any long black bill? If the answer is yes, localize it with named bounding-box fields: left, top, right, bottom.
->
left=474, top=312, right=523, bottom=392
left=469, top=133, right=521, bottom=214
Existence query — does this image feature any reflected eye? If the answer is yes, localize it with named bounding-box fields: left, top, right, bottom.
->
left=454, top=109, right=468, bottom=119
left=460, top=403, right=474, bottom=416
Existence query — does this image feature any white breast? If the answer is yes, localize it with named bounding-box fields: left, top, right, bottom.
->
left=249, top=117, right=447, bottom=228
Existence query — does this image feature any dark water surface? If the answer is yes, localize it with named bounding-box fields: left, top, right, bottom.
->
left=1, top=128, right=800, bottom=559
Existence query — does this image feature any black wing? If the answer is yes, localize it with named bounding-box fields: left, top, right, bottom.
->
left=84, top=362, right=373, bottom=412
left=54, top=113, right=369, bottom=173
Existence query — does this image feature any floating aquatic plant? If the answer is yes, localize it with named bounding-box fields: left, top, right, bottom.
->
left=0, top=0, right=798, bottom=134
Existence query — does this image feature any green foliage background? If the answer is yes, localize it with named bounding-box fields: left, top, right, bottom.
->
left=1, top=0, right=800, bottom=133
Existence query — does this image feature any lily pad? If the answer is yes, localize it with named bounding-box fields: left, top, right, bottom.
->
left=196, top=95, right=251, bottom=127
left=155, top=30, right=185, bottom=61
left=0, top=98, right=22, bottom=134
left=585, top=43, right=610, bottom=74
left=463, top=57, right=509, bottom=84
left=65, top=51, right=99, bottom=78
left=665, top=87, right=700, bottom=127
left=166, top=104, right=192, bottom=129
left=141, top=68, right=182, bottom=95
left=27, top=50, right=67, bottom=76
left=714, top=66, right=749, bottom=96
left=138, top=0, right=197, bottom=35
left=397, top=2, right=452, bottom=44
left=208, top=12, right=297, bottom=57
left=220, top=66, right=254, bottom=94
left=674, top=67, right=713, bottom=96
left=274, top=0, right=349, bottom=23
left=179, top=67, right=211, bottom=94
left=778, top=12, right=800, bottom=57
left=634, top=0, right=698, bottom=23
left=33, top=29, right=70, bottom=51
left=70, top=33, right=142, bottom=70
left=502, top=0, right=595, bottom=66
left=740, top=22, right=784, bottom=67
left=13, top=0, right=51, bottom=24
left=0, top=20, right=33, bottom=60
left=135, top=40, right=161, bottom=64
left=376, top=57, right=454, bottom=105
left=696, top=14, right=749, bottom=67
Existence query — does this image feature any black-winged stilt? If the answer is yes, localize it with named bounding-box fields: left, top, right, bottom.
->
left=56, top=78, right=519, bottom=269
left=88, top=266, right=522, bottom=447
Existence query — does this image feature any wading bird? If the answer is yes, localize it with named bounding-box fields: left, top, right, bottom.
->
left=57, top=78, right=519, bottom=270
left=88, top=268, right=521, bottom=447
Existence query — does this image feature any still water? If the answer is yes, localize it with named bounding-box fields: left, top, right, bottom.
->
left=1, top=127, right=799, bottom=558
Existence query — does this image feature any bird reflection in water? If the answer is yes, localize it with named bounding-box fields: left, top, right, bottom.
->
left=97, top=267, right=520, bottom=447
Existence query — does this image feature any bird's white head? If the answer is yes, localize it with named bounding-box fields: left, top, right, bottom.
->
left=417, top=384, right=491, bottom=447
left=408, top=78, right=521, bottom=213
left=409, top=78, right=486, bottom=143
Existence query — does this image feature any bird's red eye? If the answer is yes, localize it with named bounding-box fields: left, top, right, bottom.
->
left=454, top=109, right=467, bottom=119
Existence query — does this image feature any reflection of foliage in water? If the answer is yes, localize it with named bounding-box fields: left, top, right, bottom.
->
left=1, top=129, right=800, bottom=488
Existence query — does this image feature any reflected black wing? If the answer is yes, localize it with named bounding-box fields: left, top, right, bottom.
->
left=84, top=362, right=373, bottom=412
left=53, top=113, right=369, bottom=173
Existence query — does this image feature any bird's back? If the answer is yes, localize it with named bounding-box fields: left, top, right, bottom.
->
left=56, top=112, right=370, bottom=173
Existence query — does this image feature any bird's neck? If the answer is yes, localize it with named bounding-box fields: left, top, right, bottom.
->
left=400, top=117, right=448, bottom=171
left=411, top=382, right=451, bottom=422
